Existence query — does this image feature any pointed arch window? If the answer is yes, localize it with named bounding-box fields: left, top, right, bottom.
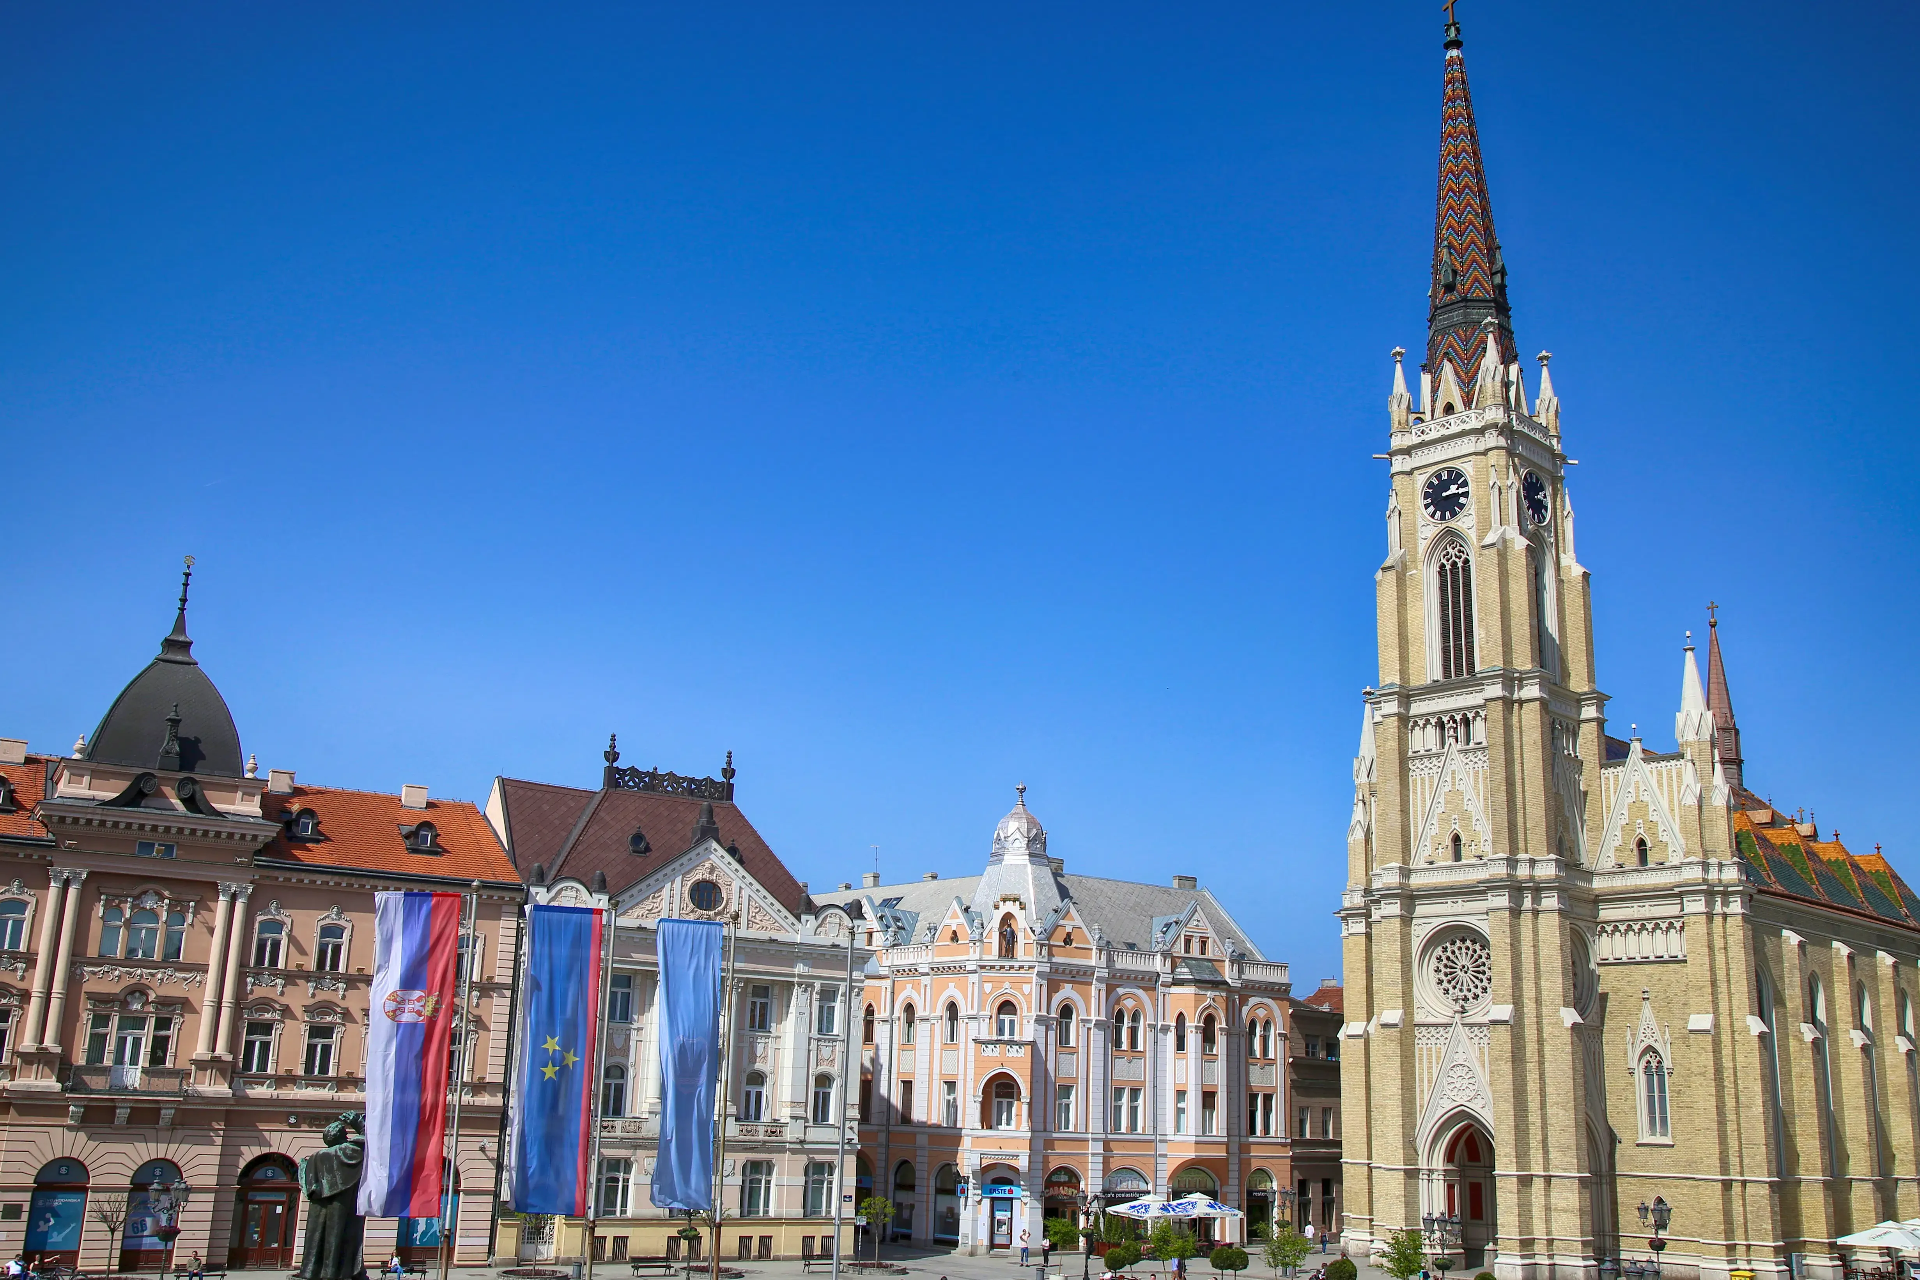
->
left=1636, top=837, right=1650, bottom=868
left=1435, top=536, right=1476, bottom=680
left=1201, top=1013, right=1218, bottom=1055
left=1174, top=1013, right=1187, bottom=1053
left=944, top=1002, right=959, bottom=1044
left=901, top=1004, right=916, bottom=1046
left=862, top=1005, right=875, bottom=1046
left=1128, top=1009, right=1143, bottom=1052
left=998, top=916, right=1018, bottom=959
left=1639, top=1050, right=1671, bottom=1139
left=1451, top=832, right=1463, bottom=863
left=1056, top=1005, right=1075, bottom=1047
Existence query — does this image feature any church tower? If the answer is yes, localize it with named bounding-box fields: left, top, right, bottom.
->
left=1340, top=10, right=1613, bottom=1273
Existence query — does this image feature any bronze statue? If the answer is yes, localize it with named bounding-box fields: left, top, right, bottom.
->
left=296, top=1113, right=369, bottom=1280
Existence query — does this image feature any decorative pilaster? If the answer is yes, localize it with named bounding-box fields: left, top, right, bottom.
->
left=195, top=885, right=242, bottom=1058
left=39, top=868, right=89, bottom=1053
left=20, top=870, right=70, bottom=1048
left=212, top=883, right=254, bottom=1056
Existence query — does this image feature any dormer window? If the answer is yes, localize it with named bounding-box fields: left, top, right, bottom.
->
left=399, top=822, right=440, bottom=852
left=293, top=811, right=319, bottom=839
left=0, top=777, right=15, bottom=813
left=628, top=828, right=651, bottom=856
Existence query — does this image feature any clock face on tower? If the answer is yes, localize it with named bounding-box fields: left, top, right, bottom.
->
left=1522, top=471, right=1550, bottom=525
left=1422, top=467, right=1469, bottom=522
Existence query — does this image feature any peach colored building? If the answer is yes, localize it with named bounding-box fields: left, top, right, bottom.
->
left=0, top=579, right=522, bottom=1271
left=812, top=789, right=1296, bottom=1256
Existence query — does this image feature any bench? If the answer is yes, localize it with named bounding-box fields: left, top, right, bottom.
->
left=171, top=1270, right=228, bottom=1280
left=629, top=1260, right=679, bottom=1277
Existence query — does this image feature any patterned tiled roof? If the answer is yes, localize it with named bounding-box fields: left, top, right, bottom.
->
left=0, top=756, right=53, bottom=845
left=1426, top=18, right=1515, bottom=397
left=256, top=783, right=520, bottom=885
left=1300, top=981, right=1344, bottom=1016
left=1732, top=802, right=1920, bottom=933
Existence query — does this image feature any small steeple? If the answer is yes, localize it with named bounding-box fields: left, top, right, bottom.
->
left=1389, top=347, right=1413, bottom=430
left=157, top=702, right=184, bottom=772
left=1534, top=352, right=1560, bottom=435
left=1676, top=631, right=1712, bottom=744
left=1354, top=698, right=1378, bottom=784
left=159, top=556, right=197, bottom=665
left=1706, top=603, right=1744, bottom=789
left=1426, top=7, right=1516, bottom=403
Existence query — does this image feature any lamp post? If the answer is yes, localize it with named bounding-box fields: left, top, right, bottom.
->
left=1275, top=1188, right=1297, bottom=1231
left=1421, top=1211, right=1462, bottom=1278
left=1077, top=1191, right=1102, bottom=1280
left=149, top=1177, right=193, bottom=1276
left=1635, top=1198, right=1672, bottom=1277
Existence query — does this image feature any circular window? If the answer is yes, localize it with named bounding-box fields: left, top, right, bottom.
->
left=1426, top=930, right=1493, bottom=1013
left=688, top=880, right=722, bottom=911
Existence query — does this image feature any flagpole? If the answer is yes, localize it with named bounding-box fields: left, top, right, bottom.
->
left=441, top=886, right=479, bottom=1280
left=584, top=895, right=616, bottom=1280
left=709, top=912, right=739, bottom=1280
left=829, top=911, right=855, bottom=1280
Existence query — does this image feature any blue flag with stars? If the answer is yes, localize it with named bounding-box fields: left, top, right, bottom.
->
left=510, top=904, right=605, bottom=1215
left=651, top=918, right=724, bottom=1212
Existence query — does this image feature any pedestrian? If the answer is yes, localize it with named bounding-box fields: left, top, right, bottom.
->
left=1020, top=1229, right=1031, bottom=1265
left=1304, top=1221, right=1315, bottom=1251
left=6, top=1257, right=22, bottom=1280
left=1043, top=1236, right=1055, bottom=1269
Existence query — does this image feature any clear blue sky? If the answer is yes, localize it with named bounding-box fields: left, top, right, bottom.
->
left=5, top=2, right=1916, bottom=986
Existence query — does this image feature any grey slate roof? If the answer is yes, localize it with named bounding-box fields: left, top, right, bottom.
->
left=810, top=870, right=1265, bottom=961
left=87, top=595, right=244, bottom=779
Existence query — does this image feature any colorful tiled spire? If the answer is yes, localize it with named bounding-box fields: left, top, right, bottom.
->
left=1426, top=11, right=1514, bottom=405
left=1706, top=605, right=1744, bottom=789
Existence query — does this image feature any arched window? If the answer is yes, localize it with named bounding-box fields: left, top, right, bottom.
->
left=0, top=901, right=26, bottom=951
left=1901, top=987, right=1916, bottom=1042
left=741, top=1070, right=767, bottom=1123
left=1434, top=536, right=1476, bottom=680
left=126, top=910, right=160, bottom=960
left=944, top=1002, right=959, bottom=1044
left=1636, top=837, right=1650, bottom=868
left=812, top=1074, right=835, bottom=1125
left=602, top=1064, right=627, bottom=1118
left=1859, top=982, right=1875, bottom=1036
left=1201, top=1013, right=1218, bottom=1055
left=100, top=907, right=125, bottom=957
left=862, top=1005, right=875, bottom=1045
left=163, top=910, right=186, bottom=962
left=1639, top=1050, right=1671, bottom=1138
left=1451, top=832, right=1463, bottom=863
left=1174, top=1013, right=1187, bottom=1053
left=901, top=1004, right=916, bottom=1046
left=996, top=1001, right=1018, bottom=1038
left=1246, top=1017, right=1258, bottom=1055
left=294, top=810, right=319, bottom=837
left=998, top=916, right=1018, bottom=959
left=991, top=1078, right=1020, bottom=1129
left=1262, top=1019, right=1274, bottom=1058
left=412, top=822, right=437, bottom=850
left=316, top=923, right=346, bottom=972
left=1113, top=1008, right=1127, bottom=1046
left=1809, top=973, right=1836, bottom=1172
left=1056, top=1005, right=1075, bottom=1047
left=1128, top=1009, right=1143, bottom=1051
left=254, top=918, right=285, bottom=968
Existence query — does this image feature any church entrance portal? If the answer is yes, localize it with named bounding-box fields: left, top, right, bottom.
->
left=1440, top=1121, right=1495, bottom=1269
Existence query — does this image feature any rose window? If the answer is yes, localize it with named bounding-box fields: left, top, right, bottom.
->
left=1430, top=933, right=1492, bottom=1011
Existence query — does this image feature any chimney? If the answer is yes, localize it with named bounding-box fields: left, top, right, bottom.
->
left=1320, top=977, right=1339, bottom=990
left=1172, top=875, right=1197, bottom=891
left=862, top=871, right=881, bottom=889
left=923, top=872, right=939, bottom=881
left=838, top=882, right=854, bottom=892
left=0, top=739, right=26, bottom=766
left=268, top=769, right=297, bottom=794
left=401, top=784, right=429, bottom=810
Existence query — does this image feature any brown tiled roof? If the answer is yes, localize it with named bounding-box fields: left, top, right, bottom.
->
left=1732, top=800, right=1920, bottom=932
left=1300, top=983, right=1344, bottom=1016
left=0, top=756, right=53, bottom=845
left=494, top=778, right=809, bottom=919
left=256, top=784, right=520, bottom=885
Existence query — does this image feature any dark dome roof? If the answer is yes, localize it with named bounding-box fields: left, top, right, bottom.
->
left=86, top=576, right=244, bottom=779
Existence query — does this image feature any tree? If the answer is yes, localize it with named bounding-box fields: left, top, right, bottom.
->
left=1210, top=1246, right=1250, bottom=1275
left=1325, top=1259, right=1357, bottom=1280
left=1046, top=1216, right=1082, bottom=1255
left=1262, top=1225, right=1312, bottom=1279
left=1147, top=1220, right=1198, bottom=1266
left=1106, top=1242, right=1143, bottom=1272
left=1379, top=1229, right=1429, bottom=1280
left=857, top=1196, right=896, bottom=1265
left=90, top=1191, right=135, bottom=1274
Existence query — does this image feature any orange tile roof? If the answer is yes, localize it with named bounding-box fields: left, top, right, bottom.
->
left=0, top=756, right=53, bottom=844
left=1300, top=983, right=1344, bottom=1016
left=1733, top=801, right=1920, bottom=932
left=256, top=783, right=520, bottom=885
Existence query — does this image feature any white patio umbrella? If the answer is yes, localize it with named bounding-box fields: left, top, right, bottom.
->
left=1108, top=1197, right=1182, bottom=1221
left=1836, top=1224, right=1920, bottom=1254
left=1168, top=1195, right=1243, bottom=1219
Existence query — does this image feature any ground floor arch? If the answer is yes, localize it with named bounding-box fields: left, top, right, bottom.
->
left=1428, top=1116, right=1496, bottom=1269
left=25, top=1157, right=88, bottom=1268
left=228, top=1155, right=299, bottom=1270
left=122, top=1158, right=185, bottom=1272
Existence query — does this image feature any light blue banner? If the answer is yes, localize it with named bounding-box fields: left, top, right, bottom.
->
left=650, top=918, right=724, bottom=1212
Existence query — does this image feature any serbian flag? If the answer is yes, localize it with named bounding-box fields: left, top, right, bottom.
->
left=359, top=890, right=462, bottom=1217
left=509, top=904, right=605, bottom=1214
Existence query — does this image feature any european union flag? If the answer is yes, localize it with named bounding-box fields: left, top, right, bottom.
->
left=510, top=904, right=605, bottom=1215
left=651, top=918, right=724, bottom=1212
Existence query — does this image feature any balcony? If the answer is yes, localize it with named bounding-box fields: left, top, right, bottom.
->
left=65, top=1065, right=189, bottom=1097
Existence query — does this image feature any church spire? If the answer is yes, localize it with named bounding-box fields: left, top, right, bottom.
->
left=1426, top=6, right=1514, bottom=409
left=1706, top=604, right=1744, bottom=789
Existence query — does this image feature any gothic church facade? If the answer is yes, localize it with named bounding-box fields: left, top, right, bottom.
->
left=1340, top=16, right=1920, bottom=1280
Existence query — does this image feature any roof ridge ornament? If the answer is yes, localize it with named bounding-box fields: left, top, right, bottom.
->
left=159, top=556, right=198, bottom=664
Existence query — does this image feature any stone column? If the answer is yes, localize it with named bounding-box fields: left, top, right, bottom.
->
left=195, top=886, right=238, bottom=1057
left=40, top=868, right=88, bottom=1054
left=20, top=870, right=69, bottom=1049
left=212, top=885, right=253, bottom=1056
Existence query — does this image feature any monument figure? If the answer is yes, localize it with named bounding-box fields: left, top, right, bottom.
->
left=296, top=1113, right=369, bottom=1280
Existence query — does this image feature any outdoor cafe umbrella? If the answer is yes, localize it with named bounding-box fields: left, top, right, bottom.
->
left=1109, top=1197, right=1183, bottom=1221
left=1838, top=1225, right=1920, bottom=1251
left=1167, top=1195, right=1243, bottom=1219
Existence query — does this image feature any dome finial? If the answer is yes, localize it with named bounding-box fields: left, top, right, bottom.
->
left=160, top=556, right=198, bottom=663
left=1016, top=781, right=1027, bottom=807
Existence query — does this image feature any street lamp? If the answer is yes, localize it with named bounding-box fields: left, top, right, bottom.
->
left=149, top=1177, right=193, bottom=1275
left=1275, top=1188, right=1297, bottom=1230
left=1635, top=1198, right=1672, bottom=1276
left=1077, top=1191, right=1103, bottom=1280
left=1421, top=1212, right=1462, bottom=1278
